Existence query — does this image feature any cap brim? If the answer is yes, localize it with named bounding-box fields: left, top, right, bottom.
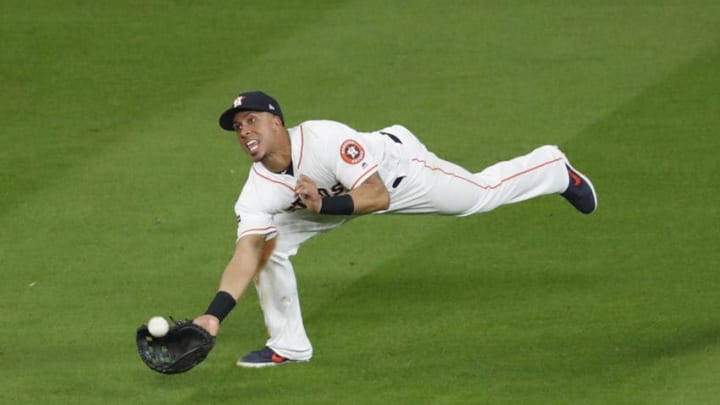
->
left=219, top=107, right=242, bottom=131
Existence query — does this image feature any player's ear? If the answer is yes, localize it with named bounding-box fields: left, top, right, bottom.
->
left=271, top=114, right=284, bottom=128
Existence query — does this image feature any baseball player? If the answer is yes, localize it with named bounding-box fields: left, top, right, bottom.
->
left=193, top=91, right=597, bottom=368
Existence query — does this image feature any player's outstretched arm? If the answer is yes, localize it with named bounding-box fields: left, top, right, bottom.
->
left=193, top=234, right=274, bottom=336
left=218, top=234, right=269, bottom=298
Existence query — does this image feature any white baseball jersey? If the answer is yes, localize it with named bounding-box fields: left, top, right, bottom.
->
left=234, top=120, right=408, bottom=240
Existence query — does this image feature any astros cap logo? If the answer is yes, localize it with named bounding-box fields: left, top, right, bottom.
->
left=340, top=139, right=365, bottom=164
left=233, top=96, right=245, bottom=107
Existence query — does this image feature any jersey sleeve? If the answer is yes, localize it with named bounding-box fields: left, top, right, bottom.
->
left=233, top=167, right=295, bottom=240
left=303, top=121, right=380, bottom=190
left=335, top=137, right=380, bottom=189
left=234, top=194, right=277, bottom=240
left=234, top=211, right=277, bottom=240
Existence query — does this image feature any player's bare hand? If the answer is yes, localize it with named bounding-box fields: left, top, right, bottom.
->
left=193, top=314, right=220, bottom=337
left=296, top=174, right=322, bottom=213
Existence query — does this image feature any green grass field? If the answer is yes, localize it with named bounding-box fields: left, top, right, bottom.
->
left=2, top=1, right=719, bottom=403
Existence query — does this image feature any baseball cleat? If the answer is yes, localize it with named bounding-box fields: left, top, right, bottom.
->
left=561, top=161, right=597, bottom=214
left=236, top=347, right=306, bottom=368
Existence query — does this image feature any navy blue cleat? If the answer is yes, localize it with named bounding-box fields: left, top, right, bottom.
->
left=561, top=161, right=597, bottom=214
left=236, top=347, right=306, bottom=368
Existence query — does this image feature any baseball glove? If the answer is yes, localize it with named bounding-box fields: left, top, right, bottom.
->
left=136, top=318, right=215, bottom=374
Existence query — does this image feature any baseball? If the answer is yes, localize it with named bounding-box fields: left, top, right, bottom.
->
left=147, top=316, right=169, bottom=337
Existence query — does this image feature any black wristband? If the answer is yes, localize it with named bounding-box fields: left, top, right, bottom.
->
left=319, top=194, right=354, bottom=215
left=204, top=291, right=236, bottom=322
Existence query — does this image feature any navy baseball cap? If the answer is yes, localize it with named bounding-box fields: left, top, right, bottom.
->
left=218, top=91, right=284, bottom=131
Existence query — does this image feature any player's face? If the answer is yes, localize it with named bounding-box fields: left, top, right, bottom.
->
left=232, top=111, right=279, bottom=161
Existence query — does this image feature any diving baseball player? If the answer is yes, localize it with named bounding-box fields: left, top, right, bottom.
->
left=193, top=91, right=597, bottom=367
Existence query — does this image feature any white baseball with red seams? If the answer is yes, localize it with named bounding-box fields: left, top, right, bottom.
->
left=232, top=120, right=569, bottom=361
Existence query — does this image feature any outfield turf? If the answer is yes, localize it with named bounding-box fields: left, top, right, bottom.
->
left=2, top=1, right=720, bottom=404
